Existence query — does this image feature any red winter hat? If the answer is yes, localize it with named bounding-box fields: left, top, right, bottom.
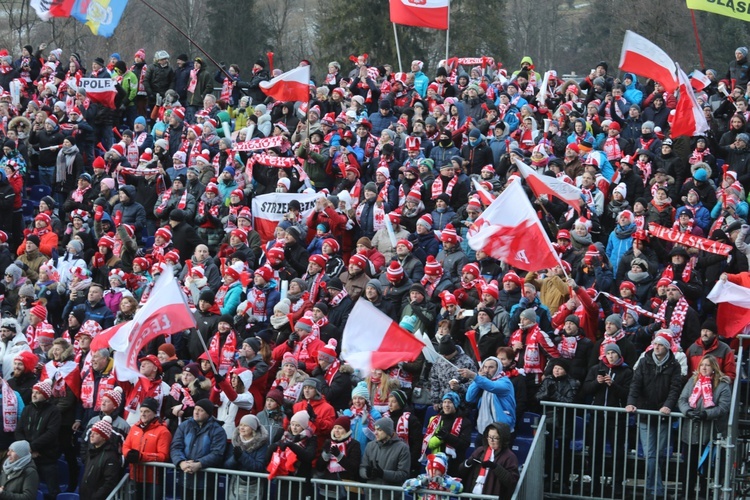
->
left=467, top=197, right=482, bottom=212
left=483, top=280, right=499, bottom=300
left=14, top=351, right=38, bottom=374
left=585, top=245, right=600, bottom=261
left=556, top=229, right=571, bottom=241
left=349, top=253, right=369, bottom=270
left=231, top=188, right=244, bottom=200
left=439, top=290, right=458, bottom=308
left=110, top=143, right=125, bottom=157
left=405, top=136, right=421, bottom=151
left=608, top=121, right=621, bottom=132
left=139, top=354, right=162, bottom=374
left=417, top=213, right=433, bottom=230
left=424, top=255, right=443, bottom=276
left=35, top=212, right=52, bottom=227
left=205, top=182, right=219, bottom=195
left=619, top=280, right=637, bottom=293
left=295, top=316, right=315, bottom=333
left=386, top=261, right=405, bottom=282
left=98, top=235, right=115, bottom=249
left=30, top=302, right=47, bottom=321
left=231, top=228, right=247, bottom=242
left=309, top=254, right=328, bottom=268
left=133, top=257, right=150, bottom=270
left=396, top=239, right=413, bottom=251
left=502, top=270, right=523, bottom=287
left=254, top=265, right=273, bottom=283
left=224, top=263, right=243, bottom=281
left=656, top=276, right=672, bottom=288
left=155, top=227, right=172, bottom=241
left=171, top=107, right=185, bottom=121
left=407, top=185, right=422, bottom=202
left=163, top=250, right=180, bottom=263
left=33, top=379, right=53, bottom=399
left=93, top=156, right=106, bottom=170
left=92, top=415, right=114, bottom=439
left=77, top=320, right=102, bottom=338
left=267, top=246, right=285, bottom=263
left=440, top=223, right=460, bottom=244
left=388, top=213, right=400, bottom=225
left=323, top=238, right=340, bottom=254
left=462, top=262, right=480, bottom=278
left=318, top=339, right=338, bottom=361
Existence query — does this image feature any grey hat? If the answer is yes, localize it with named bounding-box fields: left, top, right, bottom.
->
left=652, top=333, right=672, bottom=349
left=520, top=308, right=537, bottom=323
left=327, top=195, right=339, bottom=207
left=425, top=116, right=438, bottom=127
left=564, top=315, right=579, bottom=326
left=737, top=47, right=749, bottom=57
left=374, top=417, right=394, bottom=435
left=593, top=77, right=605, bottom=87
left=366, top=279, right=382, bottom=295
left=364, top=182, right=378, bottom=193
left=8, top=440, right=30, bottom=458
left=605, top=313, right=622, bottom=330
left=604, top=343, right=622, bottom=357
left=642, top=121, right=655, bottom=131
left=738, top=133, right=750, bottom=144
left=302, top=377, right=319, bottom=391
left=243, top=337, right=261, bottom=352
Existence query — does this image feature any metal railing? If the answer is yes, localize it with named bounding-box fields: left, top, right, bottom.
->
left=730, top=334, right=750, bottom=498
left=539, top=401, right=730, bottom=500
left=510, top=414, right=546, bottom=500
left=104, top=462, right=501, bottom=500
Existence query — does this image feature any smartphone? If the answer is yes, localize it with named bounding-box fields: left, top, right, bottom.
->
left=598, top=369, right=607, bottom=377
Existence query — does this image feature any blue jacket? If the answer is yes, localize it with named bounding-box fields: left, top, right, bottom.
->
left=343, top=406, right=381, bottom=451
left=622, top=73, right=643, bottom=106
left=606, top=223, right=635, bottom=275
left=171, top=416, right=227, bottom=487
left=413, top=71, right=429, bottom=98
left=466, top=359, right=516, bottom=431
left=430, top=207, right=456, bottom=232
left=368, top=110, right=398, bottom=136
left=220, top=281, right=243, bottom=316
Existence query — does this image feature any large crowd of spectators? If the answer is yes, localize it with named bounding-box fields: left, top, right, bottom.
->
left=0, top=42, right=742, bottom=499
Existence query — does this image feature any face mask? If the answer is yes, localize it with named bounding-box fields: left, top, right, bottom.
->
left=469, top=138, right=479, bottom=147
left=436, top=207, right=446, bottom=213
left=440, top=139, right=451, bottom=147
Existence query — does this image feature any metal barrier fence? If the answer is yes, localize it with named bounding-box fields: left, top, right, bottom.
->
left=731, top=334, right=750, bottom=499
left=540, top=401, right=731, bottom=500
left=510, top=414, right=546, bottom=500
left=104, top=462, right=501, bottom=500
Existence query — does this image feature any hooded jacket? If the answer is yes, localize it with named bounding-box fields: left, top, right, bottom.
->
left=465, top=357, right=516, bottom=431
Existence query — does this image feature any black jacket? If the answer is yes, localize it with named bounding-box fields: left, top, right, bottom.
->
left=581, top=361, right=633, bottom=407
left=144, top=63, right=175, bottom=103
left=15, top=399, right=62, bottom=463
left=170, top=220, right=205, bottom=263
left=627, top=351, right=683, bottom=411
left=80, top=440, right=123, bottom=500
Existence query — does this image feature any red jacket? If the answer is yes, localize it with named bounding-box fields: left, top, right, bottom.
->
left=685, top=337, right=736, bottom=380
left=290, top=396, right=336, bottom=451
left=272, top=335, right=325, bottom=374
left=122, top=418, right=172, bottom=483
left=550, top=286, right=600, bottom=341
left=306, top=206, right=347, bottom=244
left=17, top=230, right=58, bottom=257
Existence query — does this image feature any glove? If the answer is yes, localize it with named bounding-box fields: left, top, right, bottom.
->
left=22, top=228, right=31, bottom=237
left=435, top=427, right=449, bottom=440
left=214, top=372, right=226, bottom=384
left=125, top=449, right=141, bottom=464
left=114, top=210, right=122, bottom=226
left=370, top=467, right=384, bottom=479
left=156, top=93, right=163, bottom=106
left=14, top=261, right=27, bottom=271
left=306, top=403, right=317, bottom=422
left=698, top=410, right=708, bottom=420
left=480, top=460, right=497, bottom=470
left=94, top=205, right=104, bottom=221
left=293, top=433, right=304, bottom=442
left=92, top=252, right=105, bottom=268
left=519, top=296, right=530, bottom=307
left=65, top=224, right=73, bottom=235
left=329, top=446, right=341, bottom=458
left=279, top=442, right=288, bottom=451
left=453, top=288, right=467, bottom=304
left=233, top=446, right=242, bottom=459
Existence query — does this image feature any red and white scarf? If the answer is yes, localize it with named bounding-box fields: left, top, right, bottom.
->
left=421, top=415, right=462, bottom=459
left=603, top=137, right=623, bottom=161
left=187, top=67, right=199, bottom=94
left=327, top=435, right=352, bottom=473
left=398, top=179, right=423, bottom=206
left=1, top=379, right=17, bottom=432
left=210, top=329, right=237, bottom=374
left=71, top=185, right=90, bottom=203
left=510, top=325, right=549, bottom=377
left=661, top=261, right=693, bottom=283
left=220, top=77, right=232, bottom=103
left=558, top=335, right=580, bottom=359
left=472, top=447, right=495, bottom=494
left=599, top=331, right=626, bottom=360
left=156, top=188, right=188, bottom=216
left=637, top=160, right=652, bottom=185
left=42, top=360, right=81, bottom=398
left=170, top=383, right=196, bottom=409
left=656, top=297, right=689, bottom=344
left=328, top=287, right=349, bottom=308
left=689, top=375, right=715, bottom=408
left=431, top=174, right=458, bottom=200
left=296, top=328, right=320, bottom=366
left=324, top=359, right=341, bottom=386
left=81, top=368, right=116, bottom=410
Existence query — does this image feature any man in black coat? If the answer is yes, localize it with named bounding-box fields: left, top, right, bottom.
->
left=144, top=51, right=175, bottom=108
left=16, top=380, right=62, bottom=499
left=324, top=278, right=354, bottom=330
left=80, top=417, right=123, bottom=499
left=167, top=209, right=204, bottom=263
left=312, top=342, right=352, bottom=412
left=246, top=60, right=270, bottom=105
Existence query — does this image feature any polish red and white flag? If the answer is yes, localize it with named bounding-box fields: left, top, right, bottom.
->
left=689, top=69, right=711, bottom=91
left=619, top=31, right=678, bottom=92
left=91, top=267, right=196, bottom=381
left=515, top=159, right=582, bottom=214
left=670, top=64, right=710, bottom=139
left=389, top=0, right=450, bottom=30
left=79, top=78, right=118, bottom=108
left=341, top=300, right=427, bottom=375
left=260, top=65, right=310, bottom=103
left=468, top=178, right=560, bottom=272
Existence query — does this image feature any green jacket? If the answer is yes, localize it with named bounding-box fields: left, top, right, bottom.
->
left=296, top=144, right=331, bottom=188
left=120, top=70, right=139, bottom=106
left=186, top=69, right=213, bottom=107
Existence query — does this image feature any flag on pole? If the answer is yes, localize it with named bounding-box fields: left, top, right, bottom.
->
left=670, top=64, right=710, bottom=139
left=689, top=69, right=711, bottom=91
left=260, top=65, right=311, bottom=103
left=389, top=0, right=450, bottom=30
left=467, top=179, right=560, bottom=272
left=78, top=78, right=118, bottom=108
left=71, top=0, right=129, bottom=37
left=31, top=0, right=76, bottom=21
left=619, top=31, right=678, bottom=92
left=91, top=266, right=197, bottom=381
left=471, top=178, right=496, bottom=206
left=707, top=274, right=750, bottom=337
left=341, top=300, right=427, bottom=375
left=515, top=159, right=583, bottom=214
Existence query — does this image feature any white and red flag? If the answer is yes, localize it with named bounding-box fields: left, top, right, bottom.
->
left=468, top=178, right=560, bottom=272
left=471, top=178, right=496, bottom=206
left=670, top=64, right=710, bottom=139
left=689, top=69, right=711, bottom=91
left=251, top=191, right=319, bottom=243
left=707, top=274, right=750, bottom=338
left=91, top=266, right=196, bottom=382
left=389, top=0, right=450, bottom=30
left=341, top=300, right=427, bottom=375
left=515, top=159, right=582, bottom=214
left=79, top=78, right=118, bottom=108
left=260, top=65, right=310, bottom=103
left=619, top=31, right=678, bottom=92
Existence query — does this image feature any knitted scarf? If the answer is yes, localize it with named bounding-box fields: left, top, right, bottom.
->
left=71, top=185, right=90, bottom=203
left=328, top=287, right=349, bottom=308
left=689, top=375, right=715, bottom=408
left=210, top=329, right=237, bottom=374
left=599, top=331, right=625, bottom=360
left=55, top=144, right=79, bottom=183
left=327, top=434, right=352, bottom=473
left=421, top=415, right=462, bottom=459
left=1, top=379, right=17, bottom=432
left=296, top=328, right=320, bottom=366
left=656, top=297, right=690, bottom=344
left=661, top=261, right=693, bottom=283
left=558, top=335, right=580, bottom=359
left=472, top=447, right=495, bottom=495
left=431, top=174, right=458, bottom=200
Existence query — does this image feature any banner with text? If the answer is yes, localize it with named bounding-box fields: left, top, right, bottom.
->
left=251, top=191, right=320, bottom=243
